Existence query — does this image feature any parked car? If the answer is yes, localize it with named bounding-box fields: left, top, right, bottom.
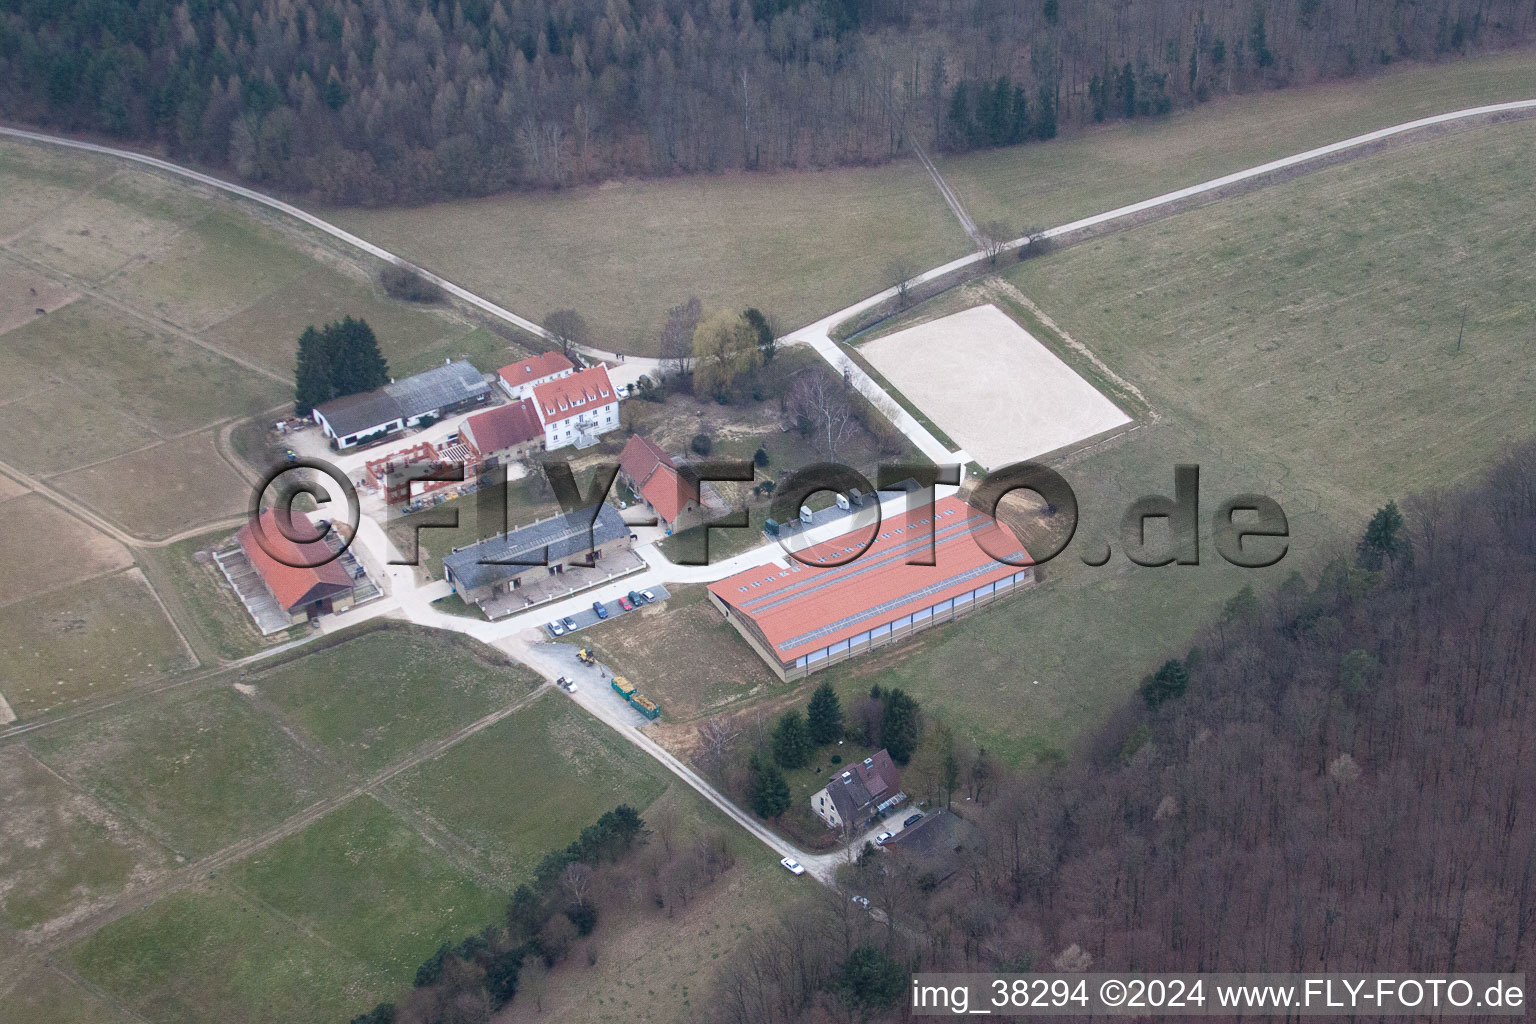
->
left=640, top=589, right=657, bottom=602
left=547, top=621, right=565, bottom=637
left=903, top=813, right=924, bottom=828
left=850, top=895, right=870, bottom=909
left=617, top=596, right=634, bottom=611
left=780, top=857, right=805, bottom=876
left=592, top=601, right=609, bottom=619
left=562, top=616, right=578, bottom=631
left=874, top=831, right=894, bottom=845
left=628, top=590, right=646, bottom=606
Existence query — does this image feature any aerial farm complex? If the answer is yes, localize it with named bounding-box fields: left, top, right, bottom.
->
left=3, top=29, right=1533, bottom=1024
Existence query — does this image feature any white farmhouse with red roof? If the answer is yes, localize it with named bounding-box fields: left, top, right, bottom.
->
left=532, top=365, right=620, bottom=450
left=497, top=351, right=575, bottom=401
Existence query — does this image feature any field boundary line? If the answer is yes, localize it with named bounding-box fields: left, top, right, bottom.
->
left=30, top=682, right=553, bottom=956
left=910, top=135, right=980, bottom=244
left=0, top=124, right=558, bottom=348
left=233, top=684, right=512, bottom=888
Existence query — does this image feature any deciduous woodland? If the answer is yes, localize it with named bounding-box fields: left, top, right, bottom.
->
left=698, top=442, right=1536, bottom=1023
left=3, top=0, right=1534, bottom=203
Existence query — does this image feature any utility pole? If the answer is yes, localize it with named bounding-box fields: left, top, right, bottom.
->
left=1457, top=305, right=1467, bottom=353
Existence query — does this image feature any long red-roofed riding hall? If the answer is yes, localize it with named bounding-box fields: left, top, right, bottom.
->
left=707, top=495, right=1033, bottom=677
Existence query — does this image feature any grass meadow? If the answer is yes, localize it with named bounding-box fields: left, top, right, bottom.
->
left=938, top=47, right=1536, bottom=235
left=392, top=692, right=671, bottom=880
left=325, top=160, right=972, bottom=355
left=0, top=570, right=194, bottom=720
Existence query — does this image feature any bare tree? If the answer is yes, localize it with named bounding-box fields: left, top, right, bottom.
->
left=697, top=715, right=740, bottom=778
left=520, top=956, right=549, bottom=1012
left=543, top=308, right=591, bottom=360
left=789, top=369, right=858, bottom=464
left=660, top=297, right=702, bottom=383
left=888, top=257, right=917, bottom=308
left=980, top=218, right=1014, bottom=264
left=1016, top=224, right=1055, bottom=261
left=559, top=862, right=594, bottom=910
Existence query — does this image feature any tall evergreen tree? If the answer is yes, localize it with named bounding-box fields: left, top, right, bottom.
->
left=292, top=316, right=389, bottom=415
left=1141, top=658, right=1190, bottom=707
left=838, top=946, right=907, bottom=1013
left=1008, top=83, right=1031, bottom=142
left=294, top=324, right=332, bottom=415
left=1356, top=501, right=1411, bottom=570
left=331, top=316, right=390, bottom=396
left=772, top=709, right=812, bottom=769
left=747, top=755, right=791, bottom=817
left=806, top=680, right=843, bottom=745
left=743, top=307, right=775, bottom=362
left=879, top=687, right=920, bottom=764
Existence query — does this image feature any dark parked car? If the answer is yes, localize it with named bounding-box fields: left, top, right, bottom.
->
left=592, top=601, right=609, bottom=619
left=903, top=813, right=924, bottom=828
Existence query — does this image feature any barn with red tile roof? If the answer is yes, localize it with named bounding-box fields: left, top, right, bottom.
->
left=462, top=398, right=545, bottom=463
left=618, top=434, right=699, bottom=528
left=706, top=496, right=1034, bottom=679
left=235, top=509, right=358, bottom=624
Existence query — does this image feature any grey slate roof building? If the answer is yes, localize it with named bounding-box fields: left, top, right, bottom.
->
left=884, top=809, right=973, bottom=887
left=313, top=360, right=492, bottom=449
left=388, top=360, right=490, bottom=420
left=312, top=389, right=409, bottom=441
left=812, top=749, right=906, bottom=831
left=443, top=503, right=629, bottom=600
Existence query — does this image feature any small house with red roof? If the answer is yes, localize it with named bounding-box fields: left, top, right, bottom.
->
left=235, top=509, right=359, bottom=626
left=498, top=352, right=575, bottom=401
left=706, top=496, right=1034, bottom=680
left=618, top=434, right=699, bottom=528
left=532, top=365, right=619, bottom=450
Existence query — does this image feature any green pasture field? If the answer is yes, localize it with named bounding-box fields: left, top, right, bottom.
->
left=228, top=796, right=507, bottom=983
left=0, top=297, right=284, bottom=475
left=325, top=160, right=971, bottom=355
left=203, top=266, right=483, bottom=378
left=0, top=493, right=132, bottom=606
left=251, top=627, right=544, bottom=775
left=0, top=569, right=193, bottom=721
left=100, top=209, right=316, bottom=331
left=391, top=692, right=670, bottom=879
left=0, top=744, right=172, bottom=935
left=25, top=686, right=344, bottom=859
left=1007, top=119, right=1536, bottom=517
left=2, top=962, right=139, bottom=1024
left=938, top=47, right=1536, bottom=236
left=0, top=141, right=113, bottom=238
left=50, top=430, right=251, bottom=541
left=68, top=884, right=388, bottom=1024
left=9, top=173, right=195, bottom=284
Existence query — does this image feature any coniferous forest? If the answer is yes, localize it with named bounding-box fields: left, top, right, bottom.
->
left=3, top=0, right=1534, bottom=203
